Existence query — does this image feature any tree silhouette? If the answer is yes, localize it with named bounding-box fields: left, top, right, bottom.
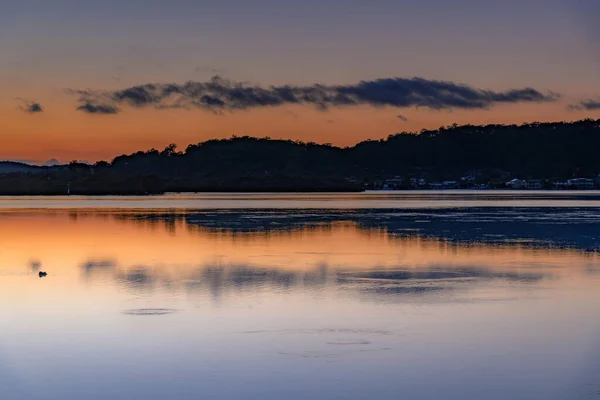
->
left=1, top=118, right=600, bottom=194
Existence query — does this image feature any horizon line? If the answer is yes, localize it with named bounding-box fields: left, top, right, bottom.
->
left=3, top=117, right=599, bottom=166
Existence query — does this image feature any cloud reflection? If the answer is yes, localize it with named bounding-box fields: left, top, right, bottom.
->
left=115, top=267, right=155, bottom=291
left=77, top=259, right=549, bottom=305
left=338, top=268, right=545, bottom=283
left=81, top=259, right=116, bottom=272
left=12, top=207, right=598, bottom=306
left=122, top=308, right=177, bottom=316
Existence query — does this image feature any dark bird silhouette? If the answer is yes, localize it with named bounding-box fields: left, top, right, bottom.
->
left=38, top=271, right=47, bottom=277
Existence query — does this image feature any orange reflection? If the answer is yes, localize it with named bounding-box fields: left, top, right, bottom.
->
left=0, top=210, right=599, bottom=313
left=0, top=210, right=597, bottom=276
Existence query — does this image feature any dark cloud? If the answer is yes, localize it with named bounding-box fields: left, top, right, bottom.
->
left=568, top=99, right=600, bottom=111
left=16, top=98, right=43, bottom=113
left=70, top=76, right=558, bottom=114
left=397, top=114, right=408, bottom=121
left=77, top=103, right=120, bottom=114
left=26, top=103, right=43, bottom=113
left=68, top=88, right=120, bottom=114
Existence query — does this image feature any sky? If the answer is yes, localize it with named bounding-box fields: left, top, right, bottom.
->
left=1, top=0, right=600, bottom=163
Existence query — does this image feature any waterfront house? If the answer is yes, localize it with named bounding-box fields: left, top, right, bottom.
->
left=409, top=177, right=427, bottom=188
left=526, top=180, right=542, bottom=189
left=553, top=181, right=568, bottom=190
left=384, top=177, right=404, bottom=189
left=567, top=178, right=595, bottom=189
left=442, top=181, right=458, bottom=189
left=506, top=179, right=526, bottom=189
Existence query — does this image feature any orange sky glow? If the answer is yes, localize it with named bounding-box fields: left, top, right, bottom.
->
left=2, top=1, right=600, bottom=163
left=1, top=100, right=594, bottom=163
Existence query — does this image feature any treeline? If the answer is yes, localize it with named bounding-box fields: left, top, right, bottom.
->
left=2, top=118, right=600, bottom=194
left=103, top=118, right=600, bottom=181
left=0, top=170, right=360, bottom=195
left=351, top=119, right=600, bottom=180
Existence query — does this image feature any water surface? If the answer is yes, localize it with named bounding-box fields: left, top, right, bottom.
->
left=3, top=190, right=600, bottom=209
left=1, top=193, right=599, bottom=399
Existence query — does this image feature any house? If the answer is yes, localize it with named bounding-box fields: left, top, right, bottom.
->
left=460, top=176, right=476, bottom=186
left=553, top=181, right=568, bottom=190
left=384, top=177, right=404, bottom=189
left=506, top=179, right=526, bottom=189
left=442, top=181, right=458, bottom=189
left=526, top=180, right=542, bottom=189
left=427, top=181, right=457, bottom=190
left=409, top=177, right=426, bottom=188
left=567, top=178, right=595, bottom=189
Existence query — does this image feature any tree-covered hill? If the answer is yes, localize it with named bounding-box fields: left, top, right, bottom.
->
left=2, top=119, right=600, bottom=194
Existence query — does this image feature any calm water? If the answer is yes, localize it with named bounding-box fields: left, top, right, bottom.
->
left=3, top=190, right=600, bottom=209
left=1, top=192, right=600, bottom=399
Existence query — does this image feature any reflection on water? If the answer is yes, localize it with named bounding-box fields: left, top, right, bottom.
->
left=0, top=204, right=599, bottom=399
left=122, top=308, right=178, bottom=316
left=2, top=190, right=600, bottom=209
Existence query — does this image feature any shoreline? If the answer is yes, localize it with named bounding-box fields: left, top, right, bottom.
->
left=0, top=188, right=599, bottom=196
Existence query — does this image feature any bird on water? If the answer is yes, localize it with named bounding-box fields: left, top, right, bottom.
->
left=39, top=271, right=47, bottom=277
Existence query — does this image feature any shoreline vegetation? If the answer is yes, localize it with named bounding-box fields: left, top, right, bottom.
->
left=3, top=119, right=600, bottom=195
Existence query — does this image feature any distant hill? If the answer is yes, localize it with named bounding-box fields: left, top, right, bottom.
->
left=105, top=118, right=600, bottom=182
left=43, top=159, right=62, bottom=167
left=0, top=161, right=42, bottom=174
left=2, top=118, right=600, bottom=194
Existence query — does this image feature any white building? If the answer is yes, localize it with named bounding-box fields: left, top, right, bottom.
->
left=526, top=180, right=542, bottom=189
left=506, top=179, right=526, bottom=189
left=442, top=181, right=458, bottom=189
left=409, top=177, right=426, bottom=188
left=567, top=178, right=595, bottom=189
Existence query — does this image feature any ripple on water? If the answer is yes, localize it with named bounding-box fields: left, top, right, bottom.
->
left=122, top=308, right=178, bottom=316
left=327, top=339, right=371, bottom=345
left=240, top=328, right=395, bottom=336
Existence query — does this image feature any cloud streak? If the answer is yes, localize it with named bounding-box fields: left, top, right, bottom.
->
left=77, top=103, right=120, bottom=115
left=16, top=98, right=43, bottom=113
left=71, top=76, right=558, bottom=115
left=568, top=99, right=600, bottom=111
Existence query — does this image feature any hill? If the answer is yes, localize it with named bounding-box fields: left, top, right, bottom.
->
left=0, top=161, right=43, bottom=174
left=2, top=118, right=600, bottom=194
